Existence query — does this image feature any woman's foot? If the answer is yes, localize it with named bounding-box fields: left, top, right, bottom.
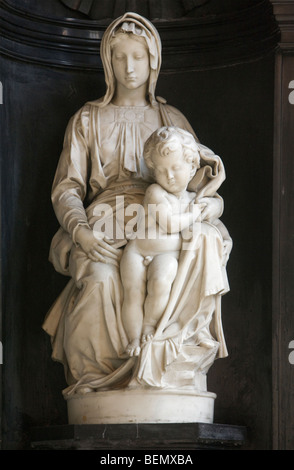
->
left=76, top=386, right=94, bottom=395
left=196, top=331, right=216, bottom=349
left=199, top=338, right=216, bottom=349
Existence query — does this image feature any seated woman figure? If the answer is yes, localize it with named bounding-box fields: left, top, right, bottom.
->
left=43, top=12, right=231, bottom=395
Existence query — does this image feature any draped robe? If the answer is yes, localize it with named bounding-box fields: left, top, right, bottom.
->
left=43, top=99, right=231, bottom=396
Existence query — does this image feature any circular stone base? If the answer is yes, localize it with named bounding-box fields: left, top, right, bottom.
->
left=66, top=389, right=216, bottom=425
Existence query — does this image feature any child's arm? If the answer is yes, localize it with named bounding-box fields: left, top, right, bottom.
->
left=145, top=184, right=201, bottom=234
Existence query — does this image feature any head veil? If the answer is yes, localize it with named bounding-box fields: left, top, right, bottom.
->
left=98, top=12, right=162, bottom=107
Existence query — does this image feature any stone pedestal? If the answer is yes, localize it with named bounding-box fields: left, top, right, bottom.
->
left=30, top=423, right=247, bottom=450
left=66, top=389, right=216, bottom=425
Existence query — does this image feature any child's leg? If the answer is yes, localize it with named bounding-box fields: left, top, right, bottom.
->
left=120, top=246, right=147, bottom=356
left=143, top=253, right=178, bottom=340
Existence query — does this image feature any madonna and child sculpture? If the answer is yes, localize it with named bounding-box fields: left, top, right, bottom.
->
left=43, top=12, right=232, bottom=425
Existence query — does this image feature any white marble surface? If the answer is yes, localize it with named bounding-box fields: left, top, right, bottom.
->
left=66, top=389, right=216, bottom=424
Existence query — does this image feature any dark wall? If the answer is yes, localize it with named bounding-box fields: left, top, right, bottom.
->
left=4, top=0, right=264, bottom=20
left=0, top=60, right=106, bottom=448
left=156, top=60, right=274, bottom=450
left=4, top=0, right=83, bottom=18
left=271, top=2, right=294, bottom=448
left=0, top=0, right=278, bottom=451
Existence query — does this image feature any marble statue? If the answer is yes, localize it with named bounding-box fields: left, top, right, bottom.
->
left=43, top=12, right=232, bottom=424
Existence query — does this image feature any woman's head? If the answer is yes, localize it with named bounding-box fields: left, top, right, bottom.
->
left=100, top=13, right=162, bottom=107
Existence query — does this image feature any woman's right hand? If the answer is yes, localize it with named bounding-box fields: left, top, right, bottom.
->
left=75, top=226, right=122, bottom=265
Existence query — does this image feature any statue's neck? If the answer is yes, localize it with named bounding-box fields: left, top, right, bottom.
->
left=112, top=84, right=148, bottom=107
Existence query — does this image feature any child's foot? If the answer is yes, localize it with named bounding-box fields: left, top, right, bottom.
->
left=142, top=325, right=155, bottom=343
left=126, top=339, right=141, bottom=357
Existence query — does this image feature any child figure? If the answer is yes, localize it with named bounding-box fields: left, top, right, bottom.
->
left=120, top=126, right=205, bottom=357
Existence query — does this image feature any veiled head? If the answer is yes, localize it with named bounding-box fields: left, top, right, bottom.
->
left=100, top=12, right=162, bottom=107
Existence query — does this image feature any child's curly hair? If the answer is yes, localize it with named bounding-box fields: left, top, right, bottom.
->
left=143, top=126, right=200, bottom=170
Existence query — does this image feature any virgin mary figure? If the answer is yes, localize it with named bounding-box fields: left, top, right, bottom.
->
left=43, top=12, right=231, bottom=399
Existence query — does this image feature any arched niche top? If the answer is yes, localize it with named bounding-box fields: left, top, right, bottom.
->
left=3, top=0, right=263, bottom=21
left=0, top=0, right=280, bottom=71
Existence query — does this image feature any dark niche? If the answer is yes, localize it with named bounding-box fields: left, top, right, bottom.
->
left=0, top=0, right=280, bottom=71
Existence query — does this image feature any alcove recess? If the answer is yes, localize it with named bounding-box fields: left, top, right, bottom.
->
left=0, top=0, right=283, bottom=450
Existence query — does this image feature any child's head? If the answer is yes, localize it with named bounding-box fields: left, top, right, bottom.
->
left=144, top=126, right=200, bottom=194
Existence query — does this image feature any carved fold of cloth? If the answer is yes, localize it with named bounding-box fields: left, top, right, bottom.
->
left=42, top=100, right=231, bottom=396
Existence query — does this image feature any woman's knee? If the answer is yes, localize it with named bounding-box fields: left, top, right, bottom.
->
left=74, top=259, right=116, bottom=288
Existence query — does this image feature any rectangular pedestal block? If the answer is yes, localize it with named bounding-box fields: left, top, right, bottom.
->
left=30, top=423, right=247, bottom=450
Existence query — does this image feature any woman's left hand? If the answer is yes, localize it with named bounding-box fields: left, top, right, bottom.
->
left=198, top=196, right=223, bottom=222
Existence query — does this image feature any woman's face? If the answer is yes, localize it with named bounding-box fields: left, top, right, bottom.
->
left=111, top=35, right=150, bottom=94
